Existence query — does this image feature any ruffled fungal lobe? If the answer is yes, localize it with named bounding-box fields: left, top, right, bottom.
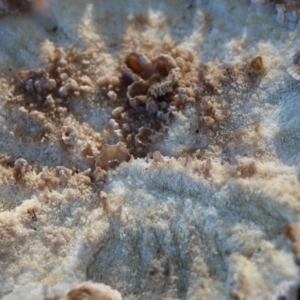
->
left=122, top=52, right=179, bottom=109
left=95, top=142, right=130, bottom=170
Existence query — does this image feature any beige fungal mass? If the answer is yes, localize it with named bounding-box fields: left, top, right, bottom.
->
left=62, top=125, right=77, bottom=146
left=95, top=142, right=131, bottom=170
left=67, top=281, right=122, bottom=300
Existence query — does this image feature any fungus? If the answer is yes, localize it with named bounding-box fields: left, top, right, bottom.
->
left=42, top=225, right=71, bottom=251
left=287, top=51, right=300, bottom=80
left=250, top=56, right=264, bottom=75
left=29, top=110, right=46, bottom=123
left=283, top=223, right=300, bottom=265
left=82, top=142, right=97, bottom=158
left=79, top=75, right=93, bottom=86
left=40, top=172, right=60, bottom=189
left=62, top=125, right=77, bottom=146
left=13, top=158, right=28, bottom=179
left=107, top=90, right=117, bottom=102
left=237, top=159, right=257, bottom=177
left=67, top=281, right=122, bottom=300
left=203, top=116, right=215, bottom=127
left=122, top=52, right=179, bottom=110
left=122, top=51, right=152, bottom=81
left=111, top=106, right=125, bottom=118
left=93, top=167, right=107, bottom=182
left=202, top=158, right=212, bottom=174
left=97, top=75, right=119, bottom=87
left=27, top=208, right=37, bottom=221
left=95, top=142, right=130, bottom=170
left=135, top=127, right=163, bottom=145
left=100, top=192, right=123, bottom=217
left=55, top=166, right=72, bottom=185
left=108, top=119, right=119, bottom=130
left=16, top=69, right=57, bottom=102
left=45, top=94, right=55, bottom=108
left=59, top=78, right=79, bottom=97
left=152, top=151, right=163, bottom=162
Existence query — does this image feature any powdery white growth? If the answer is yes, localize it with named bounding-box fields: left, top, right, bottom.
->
left=87, top=157, right=300, bottom=299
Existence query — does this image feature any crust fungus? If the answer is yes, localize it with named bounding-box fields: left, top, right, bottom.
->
left=123, top=52, right=152, bottom=81
left=82, top=142, right=97, bottom=158
left=14, top=47, right=95, bottom=112
left=59, top=78, right=79, bottom=97
left=16, top=69, right=57, bottom=101
left=27, top=208, right=37, bottom=221
left=39, top=172, right=60, bottom=189
left=287, top=51, right=300, bottom=80
left=107, top=90, right=117, bottom=102
left=122, top=52, right=179, bottom=111
left=249, top=56, right=264, bottom=76
left=13, top=158, right=29, bottom=179
left=152, top=150, right=163, bottom=163
left=135, top=127, right=163, bottom=146
left=237, top=159, right=257, bottom=177
left=92, top=166, right=107, bottom=182
left=67, top=281, right=123, bottom=300
left=100, top=192, right=123, bottom=218
left=62, top=125, right=77, bottom=146
left=95, top=142, right=130, bottom=170
left=284, top=223, right=300, bottom=265
left=55, top=166, right=72, bottom=186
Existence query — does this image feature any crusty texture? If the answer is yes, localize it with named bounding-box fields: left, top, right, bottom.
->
left=1, top=0, right=300, bottom=300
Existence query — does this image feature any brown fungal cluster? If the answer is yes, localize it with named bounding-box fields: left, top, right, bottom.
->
left=5, top=47, right=103, bottom=161
left=122, top=52, right=179, bottom=110
left=15, top=48, right=93, bottom=105
left=27, top=208, right=37, bottom=221
left=7, top=48, right=94, bottom=146
left=5, top=46, right=267, bottom=190
left=67, top=281, right=122, bottom=300
left=104, top=52, right=182, bottom=157
left=95, top=142, right=131, bottom=171
left=13, top=158, right=29, bottom=180
left=284, top=223, right=300, bottom=265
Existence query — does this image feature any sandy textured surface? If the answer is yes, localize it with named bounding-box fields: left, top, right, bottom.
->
left=1, top=0, right=300, bottom=299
